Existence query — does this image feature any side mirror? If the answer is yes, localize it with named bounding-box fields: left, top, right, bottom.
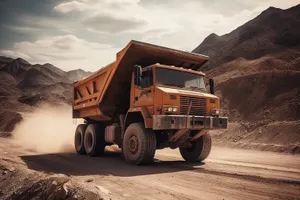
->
left=209, top=78, right=215, bottom=94
left=133, top=65, right=142, bottom=87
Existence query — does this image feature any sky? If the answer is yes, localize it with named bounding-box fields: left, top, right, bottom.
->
left=0, top=0, right=298, bottom=71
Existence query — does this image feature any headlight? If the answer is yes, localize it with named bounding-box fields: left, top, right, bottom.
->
left=211, top=108, right=221, bottom=116
left=163, top=106, right=178, bottom=114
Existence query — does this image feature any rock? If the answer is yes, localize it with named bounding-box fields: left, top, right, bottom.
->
left=48, top=185, right=68, bottom=200
left=63, top=182, right=70, bottom=194
left=2, top=170, right=7, bottom=175
left=46, top=180, right=58, bottom=195
left=52, top=181, right=58, bottom=185
left=86, top=178, right=94, bottom=183
left=9, top=167, right=15, bottom=172
left=96, top=185, right=111, bottom=195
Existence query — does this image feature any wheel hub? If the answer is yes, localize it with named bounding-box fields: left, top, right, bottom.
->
left=128, top=135, right=139, bottom=154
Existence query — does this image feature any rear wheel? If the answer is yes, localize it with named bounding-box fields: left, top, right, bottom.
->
left=74, top=124, right=87, bottom=155
left=179, top=133, right=212, bottom=162
left=122, top=123, right=156, bottom=165
left=84, top=124, right=106, bottom=156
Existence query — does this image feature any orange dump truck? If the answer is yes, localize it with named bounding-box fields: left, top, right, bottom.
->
left=72, top=40, right=228, bottom=165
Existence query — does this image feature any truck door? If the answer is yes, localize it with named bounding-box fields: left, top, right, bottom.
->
left=133, top=68, right=154, bottom=113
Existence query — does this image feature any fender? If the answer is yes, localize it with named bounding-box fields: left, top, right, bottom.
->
left=125, top=107, right=153, bottom=129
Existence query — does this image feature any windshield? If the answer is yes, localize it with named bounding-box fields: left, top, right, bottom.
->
left=156, top=67, right=206, bottom=90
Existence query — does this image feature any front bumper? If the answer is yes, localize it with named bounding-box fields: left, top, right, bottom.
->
left=153, top=115, right=228, bottom=130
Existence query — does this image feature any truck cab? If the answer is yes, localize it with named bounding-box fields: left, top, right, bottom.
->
left=72, top=41, right=228, bottom=165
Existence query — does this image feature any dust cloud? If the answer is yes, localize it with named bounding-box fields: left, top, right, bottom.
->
left=12, top=104, right=83, bottom=153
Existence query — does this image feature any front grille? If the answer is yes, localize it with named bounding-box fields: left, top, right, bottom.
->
left=180, top=96, right=207, bottom=116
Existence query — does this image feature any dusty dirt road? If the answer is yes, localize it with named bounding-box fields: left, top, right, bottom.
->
left=0, top=137, right=299, bottom=200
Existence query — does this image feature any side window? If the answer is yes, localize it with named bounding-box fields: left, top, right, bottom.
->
left=141, top=69, right=153, bottom=88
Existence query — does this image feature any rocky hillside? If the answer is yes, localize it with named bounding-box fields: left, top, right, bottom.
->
left=0, top=57, right=92, bottom=132
left=194, top=4, right=300, bottom=153
left=194, top=4, right=300, bottom=70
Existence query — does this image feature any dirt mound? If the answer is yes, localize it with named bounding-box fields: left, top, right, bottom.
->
left=193, top=4, right=300, bottom=69
left=211, top=70, right=300, bottom=153
left=217, top=71, right=300, bottom=122
left=211, top=121, right=300, bottom=154
left=205, top=50, right=300, bottom=84
left=0, top=160, right=107, bottom=200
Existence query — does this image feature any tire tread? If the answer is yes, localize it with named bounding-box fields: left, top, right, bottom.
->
left=84, top=124, right=106, bottom=157
left=74, top=124, right=87, bottom=155
left=179, top=133, right=212, bottom=162
left=123, top=123, right=156, bottom=165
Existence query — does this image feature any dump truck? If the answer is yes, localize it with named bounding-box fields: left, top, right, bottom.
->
left=72, top=40, right=228, bottom=165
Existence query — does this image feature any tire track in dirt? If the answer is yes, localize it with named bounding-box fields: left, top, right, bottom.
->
left=1, top=137, right=300, bottom=200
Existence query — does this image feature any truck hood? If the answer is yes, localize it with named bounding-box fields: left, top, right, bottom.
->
left=156, top=86, right=218, bottom=99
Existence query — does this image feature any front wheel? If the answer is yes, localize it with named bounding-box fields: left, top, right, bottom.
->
left=122, top=123, right=156, bottom=165
left=179, top=133, right=212, bottom=162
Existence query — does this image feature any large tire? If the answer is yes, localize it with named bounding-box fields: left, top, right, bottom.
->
left=74, top=124, right=87, bottom=155
left=122, top=123, right=156, bottom=165
left=179, top=133, right=212, bottom=162
left=84, top=124, right=106, bottom=156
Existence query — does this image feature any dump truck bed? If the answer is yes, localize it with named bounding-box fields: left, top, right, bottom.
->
left=72, top=40, right=209, bottom=121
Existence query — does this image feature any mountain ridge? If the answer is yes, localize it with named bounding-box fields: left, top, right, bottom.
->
left=193, top=3, right=300, bottom=69
left=0, top=56, right=92, bottom=82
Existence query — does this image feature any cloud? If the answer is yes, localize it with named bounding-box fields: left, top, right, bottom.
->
left=0, top=50, right=32, bottom=60
left=53, top=0, right=298, bottom=52
left=82, top=12, right=147, bottom=33
left=2, top=24, right=41, bottom=34
left=54, top=0, right=149, bottom=33
left=54, top=0, right=140, bottom=14
left=1, top=0, right=299, bottom=71
left=0, top=35, right=119, bottom=71
left=54, top=1, right=90, bottom=13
